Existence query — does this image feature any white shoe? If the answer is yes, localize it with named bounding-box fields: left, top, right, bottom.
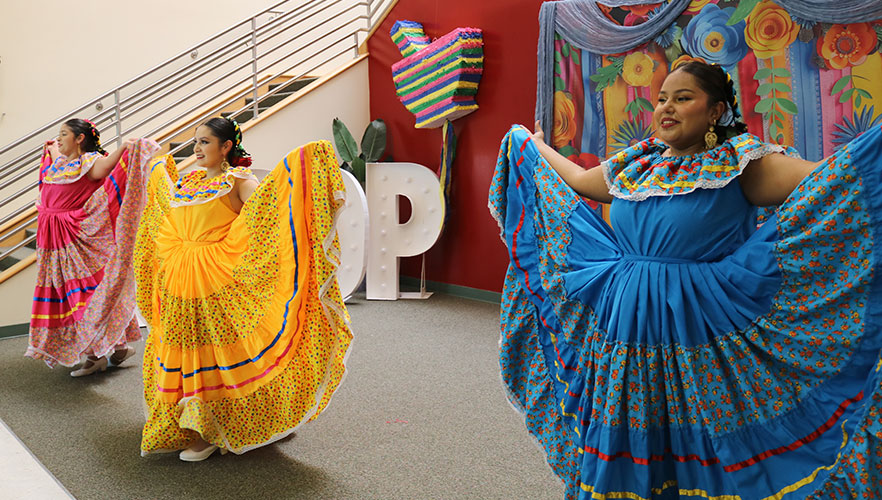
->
left=108, top=346, right=136, bottom=367
left=179, top=444, right=227, bottom=462
left=70, top=357, right=108, bottom=377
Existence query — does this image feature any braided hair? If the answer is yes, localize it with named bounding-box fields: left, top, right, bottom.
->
left=671, top=61, right=748, bottom=146
left=64, top=118, right=108, bottom=156
left=199, top=117, right=253, bottom=167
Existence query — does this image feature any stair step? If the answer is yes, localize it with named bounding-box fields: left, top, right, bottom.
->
left=25, top=228, right=36, bottom=250
left=165, top=77, right=319, bottom=161
left=269, top=77, right=317, bottom=94
left=0, top=247, right=33, bottom=272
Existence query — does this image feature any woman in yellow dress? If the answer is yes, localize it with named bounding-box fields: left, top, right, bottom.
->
left=135, top=117, right=352, bottom=461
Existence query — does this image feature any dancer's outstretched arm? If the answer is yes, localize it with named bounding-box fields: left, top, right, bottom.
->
left=740, top=153, right=821, bottom=207
left=87, top=138, right=139, bottom=181
left=528, top=121, right=613, bottom=204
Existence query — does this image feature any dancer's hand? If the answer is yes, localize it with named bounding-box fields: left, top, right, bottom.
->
left=44, top=140, right=60, bottom=159
left=530, top=120, right=546, bottom=145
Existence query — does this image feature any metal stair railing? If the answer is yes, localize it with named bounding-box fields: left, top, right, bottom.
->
left=0, top=0, right=395, bottom=276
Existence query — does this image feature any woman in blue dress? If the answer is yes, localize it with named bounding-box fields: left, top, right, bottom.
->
left=490, top=61, right=882, bottom=499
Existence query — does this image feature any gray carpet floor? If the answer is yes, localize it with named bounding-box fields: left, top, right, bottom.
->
left=0, top=293, right=564, bottom=500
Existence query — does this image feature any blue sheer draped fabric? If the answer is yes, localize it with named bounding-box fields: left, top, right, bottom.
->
left=490, top=124, right=882, bottom=499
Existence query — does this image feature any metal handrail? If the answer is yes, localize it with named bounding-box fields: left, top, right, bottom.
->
left=0, top=0, right=396, bottom=271
left=0, top=0, right=291, bottom=156
left=0, top=215, right=37, bottom=246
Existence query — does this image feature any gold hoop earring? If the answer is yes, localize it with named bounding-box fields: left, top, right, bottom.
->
left=221, top=160, right=231, bottom=171
left=704, top=122, right=717, bottom=150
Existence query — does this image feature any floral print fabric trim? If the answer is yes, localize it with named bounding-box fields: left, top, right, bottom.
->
left=168, top=165, right=257, bottom=207
left=40, top=151, right=102, bottom=185
left=601, top=133, right=800, bottom=201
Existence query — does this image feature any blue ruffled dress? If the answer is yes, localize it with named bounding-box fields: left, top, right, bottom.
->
left=489, top=125, right=882, bottom=499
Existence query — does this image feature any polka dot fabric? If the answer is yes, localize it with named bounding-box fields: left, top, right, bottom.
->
left=135, top=142, right=352, bottom=455
left=27, top=140, right=159, bottom=367
left=489, top=124, right=882, bottom=499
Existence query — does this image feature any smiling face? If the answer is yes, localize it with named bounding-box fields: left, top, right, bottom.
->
left=57, top=124, right=84, bottom=158
left=652, top=69, right=725, bottom=156
left=193, top=125, right=232, bottom=169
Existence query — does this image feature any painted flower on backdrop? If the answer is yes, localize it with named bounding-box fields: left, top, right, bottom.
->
left=745, top=1, right=799, bottom=59
left=553, top=90, right=578, bottom=148
left=685, top=0, right=718, bottom=15
left=610, top=119, right=654, bottom=152
left=622, top=3, right=661, bottom=26
left=683, top=4, right=747, bottom=67
left=670, top=54, right=707, bottom=70
left=622, top=52, right=655, bottom=87
left=817, top=23, right=878, bottom=69
left=832, top=106, right=882, bottom=150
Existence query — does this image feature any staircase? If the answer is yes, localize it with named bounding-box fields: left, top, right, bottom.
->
left=0, top=0, right=395, bottom=283
left=168, top=76, right=317, bottom=163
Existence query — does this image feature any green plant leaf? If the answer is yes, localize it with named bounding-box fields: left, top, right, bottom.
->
left=361, top=119, right=387, bottom=162
left=754, top=68, right=773, bottom=80
left=771, top=67, right=791, bottom=78
left=554, top=51, right=562, bottom=63
left=635, top=97, right=654, bottom=113
left=609, top=56, right=625, bottom=72
left=562, top=44, right=570, bottom=58
left=839, top=88, right=855, bottom=103
left=332, top=118, right=358, bottom=163
left=351, top=157, right=366, bottom=185
left=757, top=82, right=791, bottom=95
left=831, top=75, right=851, bottom=95
left=856, top=95, right=863, bottom=108
left=665, top=43, right=683, bottom=63
left=555, top=76, right=566, bottom=92
left=754, top=99, right=774, bottom=114
left=571, top=50, right=581, bottom=65
left=856, top=88, right=872, bottom=98
left=726, top=0, right=759, bottom=26
left=557, top=144, right=578, bottom=157
left=778, top=98, right=798, bottom=114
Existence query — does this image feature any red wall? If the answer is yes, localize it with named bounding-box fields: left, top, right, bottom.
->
left=368, top=0, right=546, bottom=293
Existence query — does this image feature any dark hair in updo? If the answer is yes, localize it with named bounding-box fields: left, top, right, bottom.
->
left=672, top=61, right=748, bottom=146
left=199, top=117, right=252, bottom=167
left=64, top=118, right=107, bottom=155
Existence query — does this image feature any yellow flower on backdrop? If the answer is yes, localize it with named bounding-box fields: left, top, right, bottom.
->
left=745, top=0, right=799, bottom=59
left=622, top=52, right=655, bottom=87
left=553, top=90, right=578, bottom=148
left=686, top=0, right=715, bottom=14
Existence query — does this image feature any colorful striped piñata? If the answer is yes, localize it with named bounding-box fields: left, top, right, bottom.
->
left=390, top=22, right=483, bottom=129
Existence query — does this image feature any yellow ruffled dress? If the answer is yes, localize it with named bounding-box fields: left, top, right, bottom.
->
left=134, top=141, right=352, bottom=455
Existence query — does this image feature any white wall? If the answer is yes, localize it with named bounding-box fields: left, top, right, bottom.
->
left=0, top=264, right=36, bottom=327
left=0, top=0, right=280, bottom=145
left=243, top=58, right=371, bottom=173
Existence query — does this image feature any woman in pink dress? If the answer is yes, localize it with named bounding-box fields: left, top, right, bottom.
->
left=26, top=118, right=158, bottom=377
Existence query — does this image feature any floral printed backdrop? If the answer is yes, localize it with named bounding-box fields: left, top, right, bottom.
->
left=551, top=0, right=882, bottom=174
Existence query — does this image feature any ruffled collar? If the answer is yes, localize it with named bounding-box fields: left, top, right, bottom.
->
left=601, top=133, right=794, bottom=201
left=169, top=165, right=256, bottom=207
left=40, top=152, right=103, bottom=185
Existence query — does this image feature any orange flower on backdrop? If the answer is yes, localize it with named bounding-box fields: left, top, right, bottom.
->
left=686, top=0, right=717, bottom=14
left=553, top=90, right=578, bottom=148
left=622, top=52, right=655, bottom=87
left=744, top=1, right=799, bottom=59
left=817, top=23, right=878, bottom=69
left=671, top=55, right=708, bottom=70
left=623, top=3, right=661, bottom=16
